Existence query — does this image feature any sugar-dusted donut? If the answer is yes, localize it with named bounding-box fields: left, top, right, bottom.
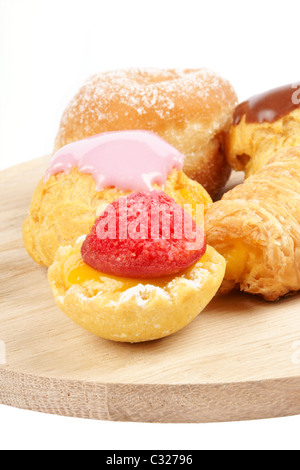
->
left=54, top=68, right=237, bottom=197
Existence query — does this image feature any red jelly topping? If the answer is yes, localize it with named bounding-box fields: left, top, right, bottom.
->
left=81, top=191, right=206, bottom=279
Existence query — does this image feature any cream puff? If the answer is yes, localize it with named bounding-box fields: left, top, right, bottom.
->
left=226, top=82, right=300, bottom=177
left=48, top=191, right=226, bottom=342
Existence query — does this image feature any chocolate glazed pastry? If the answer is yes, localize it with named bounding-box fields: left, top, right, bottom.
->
left=226, top=82, right=300, bottom=177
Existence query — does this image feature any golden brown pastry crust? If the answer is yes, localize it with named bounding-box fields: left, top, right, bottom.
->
left=23, top=169, right=212, bottom=267
left=226, top=108, right=300, bottom=177
left=48, top=238, right=226, bottom=343
left=205, top=146, right=300, bottom=301
left=54, top=68, right=237, bottom=197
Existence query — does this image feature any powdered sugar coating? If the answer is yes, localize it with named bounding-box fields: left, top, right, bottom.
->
left=55, top=68, right=237, bottom=150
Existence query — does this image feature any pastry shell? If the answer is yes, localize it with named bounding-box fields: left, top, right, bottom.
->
left=48, top=237, right=226, bottom=343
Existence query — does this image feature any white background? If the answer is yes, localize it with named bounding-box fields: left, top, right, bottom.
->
left=1, top=0, right=300, bottom=450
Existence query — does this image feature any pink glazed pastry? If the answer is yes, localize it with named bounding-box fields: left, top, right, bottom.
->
left=45, top=130, right=184, bottom=192
left=23, top=130, right=212, bottom=267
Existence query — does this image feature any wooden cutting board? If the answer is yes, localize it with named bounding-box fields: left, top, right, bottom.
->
left=1, top=157, right=300, bottom=423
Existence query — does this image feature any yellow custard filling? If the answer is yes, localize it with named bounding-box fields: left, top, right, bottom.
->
left=220, top=240, right=261, bottom=283
left=63, top=247, right=195, bottom=292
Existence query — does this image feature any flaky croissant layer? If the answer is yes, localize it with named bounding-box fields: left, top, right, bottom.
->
left=205, top=146, right=300, bottom=301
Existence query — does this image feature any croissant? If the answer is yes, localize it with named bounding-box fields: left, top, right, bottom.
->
left=205, top=146, right=300, bottom=301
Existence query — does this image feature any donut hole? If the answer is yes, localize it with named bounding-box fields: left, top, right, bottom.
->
left=129, top=69, right=204, bottom=86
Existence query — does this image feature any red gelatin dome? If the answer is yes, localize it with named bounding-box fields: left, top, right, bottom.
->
left=81, top=191, right=206, bottom=278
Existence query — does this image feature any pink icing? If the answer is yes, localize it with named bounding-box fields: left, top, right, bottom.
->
left=45, top=130, right=185, bottom=192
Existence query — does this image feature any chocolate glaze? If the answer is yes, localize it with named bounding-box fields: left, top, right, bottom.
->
left=233, top=83, right=300, bottom=126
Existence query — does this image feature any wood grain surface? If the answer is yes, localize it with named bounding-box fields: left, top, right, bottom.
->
left=1, top=157, right=300, bottom=423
